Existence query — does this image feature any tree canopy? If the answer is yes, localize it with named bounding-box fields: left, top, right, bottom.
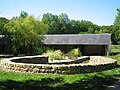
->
left=41, top=10, right=120, bottom=44
left=0, top=17, right=9, bottom=34
left=19, top=11, right=29, bottom=18
left=5, top=16, right=48, bottom=55
left=42, top=13, right=100, bottom=34
left=1, top=8, right=120, bottom=55
left=112, top=8, right=120, bottom=44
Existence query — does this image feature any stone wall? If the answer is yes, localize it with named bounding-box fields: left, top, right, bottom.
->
left=49, top=56, right=90, bottom=64
left=11, top=55, right=48, bottom=64
left=0, top=56, right=117, bottom=74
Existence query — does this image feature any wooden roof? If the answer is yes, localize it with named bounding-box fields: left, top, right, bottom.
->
left=0, top=34, right=111, bottom=45
left=43, top=34, right=111, bottom=45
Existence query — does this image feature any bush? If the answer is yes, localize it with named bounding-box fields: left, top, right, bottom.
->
left=34, top=46, right=52, bottom=55
left=66, top=48, right=81, bottom=59
left=42, top=50, right=64, bottom=60
left=42, top=48, right=81, bottom=60
left=5, top=16, right=48, bottom=55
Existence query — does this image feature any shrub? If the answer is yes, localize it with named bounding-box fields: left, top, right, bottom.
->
left=34, top=46, right=52, bottom=55
left=42, top=48, right=81, bottom=60
left=42, top=50, right=64, bottom=60
left=66, top=48, right=81, bottom=59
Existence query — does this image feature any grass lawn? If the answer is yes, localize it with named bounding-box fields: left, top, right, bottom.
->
left=111, top=45, right=120, bottom=54
left=0, top=45, right=120, bottom=90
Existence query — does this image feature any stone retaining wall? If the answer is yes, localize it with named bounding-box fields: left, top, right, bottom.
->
left=11, top=55, right=48, bottom=64
left=0, top=56, right=117, bottom=74
left=49, top=56, right=90, bottom=64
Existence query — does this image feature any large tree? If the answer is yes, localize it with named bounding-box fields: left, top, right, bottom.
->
left=42, top=13, right=59, bottom=34
left=42, top=13, right=101, bottom=34
left=0, top=17, right=9, bottom=34
left=112, top=8, right=120, bottom=44
left=5, top=16, right=48, bottom=55
left=42, top=13, right=70, bottom=34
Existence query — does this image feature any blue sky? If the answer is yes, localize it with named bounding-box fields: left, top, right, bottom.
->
left=0, top=0, right=120, bottom=26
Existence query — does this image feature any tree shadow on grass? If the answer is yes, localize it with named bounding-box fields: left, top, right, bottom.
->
left=55, top=75, right=117, bottom=90
left=0, top=75, right=118, bottom=90
left=0, top=77, right=64, bottom=90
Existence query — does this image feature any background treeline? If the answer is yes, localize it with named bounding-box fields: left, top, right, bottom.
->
left=0, top=9, right=120, bottom=44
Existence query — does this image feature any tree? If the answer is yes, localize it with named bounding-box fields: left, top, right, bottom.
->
left=42, top=13, right=59, bottom=34
left=58, top=13, right=70, bottom=33
left=58, top=13, right=70, bottom=24
left=112, top=8, right=120, bottom=44
left=0, top=17, right=9, bottom=34
left=42, top=13, right=54, bottom=24
left=88, top=26, right=95, bottom=33
left=112, top=25, right=120, bottom=44
left=78, top=20, right=95, bottom=33
left=19, top=11, right=29, bottom=18
left=42, top=13, right=70, bottom=34
left=69, top=20, right=79, bottom=33
left=5, top=16, right=48, bottom=55
left=42, top=13, right=101, bottom=34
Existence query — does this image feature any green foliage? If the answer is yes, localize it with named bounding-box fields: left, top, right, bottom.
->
left=111, top=26, right=120, bottom=44
left=112, top=8, right=120, bottom=44
left=0, top=67, right=118, bottom=90
left=1, top=10, right=120, bottom=44
left=42, top=13, right=100, bottom=34
left=107, top=54, right=120, bottom=64
left=42, top=13, right=70, bottom=34
left=114, top=8, right=120, bottom=25
left=66, top=48, right=81, bottom=59
left=42, top=48, right=82, bottom=60
left=19, top=11, right=29, bottom=18
left=1, top=10, right=120, bottom=52
left=111, top=45, right=120, bottom=54
left=111, top=45, right=120, bottom=49
left=99, top=25, right=112, bottom=34
left=34, top=46, right=52, bottom=55
left=5, top=16, right=48, bottom=55
left=1, top=53, right=120, bottom=90
left=42, top=50, right=65, bottom=60
left=0, top=17, right=9, bottom=34
left=88, top=26, right=95, bottom=33
left=33, top=47, right=45, bottom=55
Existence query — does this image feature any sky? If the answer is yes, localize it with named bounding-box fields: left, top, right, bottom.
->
left=0, top=0, right=120, bottom=26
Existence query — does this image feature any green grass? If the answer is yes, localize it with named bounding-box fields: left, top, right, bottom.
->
left=0, top=56, right=120, bottom=90
left=0, top=70, right=118, bottom=90
left=111, top=45, right=120, bottom=49
left=111, top=45, right=120, bottom=53
left=112, top=49, right=120, bottom=53
left=1, top=46, right=120, bottom=90
left=0, top=58, right=3, bottom=60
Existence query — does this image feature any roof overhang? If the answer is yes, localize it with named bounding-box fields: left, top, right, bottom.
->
left=42, top=34, right=111, bottom=45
